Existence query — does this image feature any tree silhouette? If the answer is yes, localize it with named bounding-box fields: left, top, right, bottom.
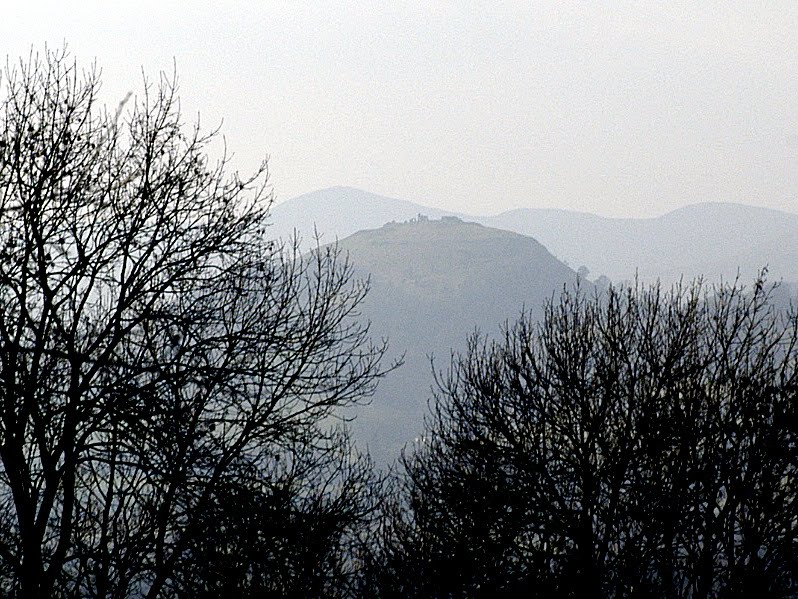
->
left=0, top=48, right=391, bottom=597
left=368, top=278, right=798, bottom=598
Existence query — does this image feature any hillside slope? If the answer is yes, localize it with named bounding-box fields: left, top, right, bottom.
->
left=336, top=217, right=580, bottom=463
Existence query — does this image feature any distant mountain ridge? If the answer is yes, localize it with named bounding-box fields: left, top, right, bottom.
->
left=270, top=187, right=798, bottom=285
left=486, top=201, right=798, bottom=285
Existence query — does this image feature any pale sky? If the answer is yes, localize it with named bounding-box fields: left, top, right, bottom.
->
left=4, top=1, right=798, bottom=217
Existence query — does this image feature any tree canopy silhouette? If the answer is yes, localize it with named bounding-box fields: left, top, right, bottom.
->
left=367, top=278, right=798, bottom=598
left=0, top=48, right=391, bottom=598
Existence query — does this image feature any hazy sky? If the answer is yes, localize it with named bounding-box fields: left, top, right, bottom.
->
left=4, top=1, right=798, bottom=217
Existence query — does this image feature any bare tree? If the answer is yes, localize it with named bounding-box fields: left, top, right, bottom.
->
left=0, top=48, right=391, bottom=598
left=368, top=278, right=798, bottom=598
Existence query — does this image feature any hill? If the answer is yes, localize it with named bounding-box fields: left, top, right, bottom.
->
left=272, top=187, right=798, bottom=286
left=335, top=216, right=580, bottom=464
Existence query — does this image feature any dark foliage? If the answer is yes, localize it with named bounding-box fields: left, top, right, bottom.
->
left=367, top=278, right=798, bottom=598
left=0, top=48, right=391, bottom=597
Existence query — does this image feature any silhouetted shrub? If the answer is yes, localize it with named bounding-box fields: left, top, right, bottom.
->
left=0, top=48, right=390, bottom=598
left=368, top=278, right=798, bottom=598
